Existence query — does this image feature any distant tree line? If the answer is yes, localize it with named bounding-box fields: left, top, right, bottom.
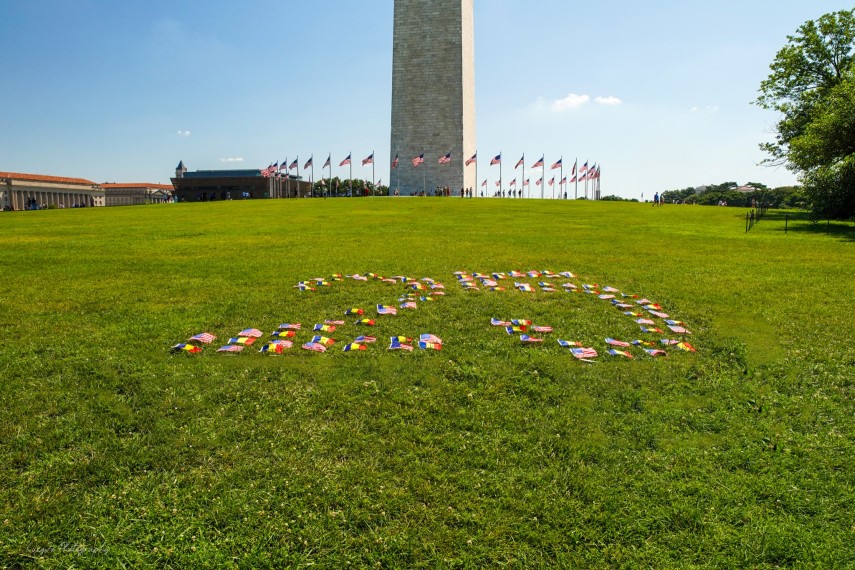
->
left=310, top=177, right=389, bottom=197
left=661, top=183, right=806, bottom=209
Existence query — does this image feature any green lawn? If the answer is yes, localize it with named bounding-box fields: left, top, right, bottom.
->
left=1, top=199, right=852, bottom=568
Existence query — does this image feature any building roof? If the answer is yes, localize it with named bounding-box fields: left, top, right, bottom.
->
left=101, top=183, right=174, bottom=190
left=0, top=171, right=98, bottom=186
left=183, top=169, right=265, bottom=179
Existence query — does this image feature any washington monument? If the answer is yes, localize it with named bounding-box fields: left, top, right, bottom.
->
left=390, top=0, right=476, bottom=195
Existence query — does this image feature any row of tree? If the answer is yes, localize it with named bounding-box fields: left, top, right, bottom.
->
left=308, top=177, right=390, bottom=197
left=756, top=9, right=855, bottom=219
left=661, top=183, right=806, bottom=209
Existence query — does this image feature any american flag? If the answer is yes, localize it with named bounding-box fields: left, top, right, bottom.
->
left=509, top=179, right=516, bottom=187
left=270, top=161, right=278, bottom=172
left=289, top=159, right=298, bottom=170
left=531, top=157, right=544, bottom=168
left=490, top=153, right=501, bottom=165
left=536, top=178, right=543, bottom=186
left=560, top=177, right=567, bottom=185
left=412, top=153, right=424, bottom=167
left=570, top=174, right=577, bottom=183
left=323, top=155, right=331, bottom=168
left=391, top=154, right=399, bottom=169
left=495, top=180, right=501, bottom=187
left=572, top=161, right=577, bottom=175
left=523, top=179, right=530, bottom=186
left=438, top=152, right=451, bottom=164
left=304, top=157, right=313, bottom=169
left=465, top=152, right=477, bottom=166
left=551, top=158, right=562, bottom=169
left=580, top=161, right=589, bottom=173
left=340, top=154, right=351, bottom=167
left=377, top=304, right=398, bottom=315
left=217, top=345, right=244, bottom=353
left=481, top=179, right=487, bottom=187
left=189, top=332, right=216, bottom=344
left=515, top=156, right=524, bottom=168
left=279, top=161, right=287, bottom=171
left=571, top=347, right=598, bottom=360
left=548, top=177, right=555, bottom=186
left=362, top=153, right=374, bottom=166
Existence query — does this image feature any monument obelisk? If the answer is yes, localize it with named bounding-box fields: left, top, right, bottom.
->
left=390, top=0, right=476, bottom=196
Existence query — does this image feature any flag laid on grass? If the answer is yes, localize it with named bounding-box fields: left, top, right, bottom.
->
left=571, top=347, right=598, bottom=361
left=345, top=308, right=365, bottom=316
left=636, top=318, right=656, bottom=325
left=599, top=294, right=616, bottom=300
left=302, top=342, right=327, bottom=353
left=608, top=349, right=634, bottom=359
left=418, top=341, right=442, bottom=350
left=400, top=301, right=417, bottom=310
left=506, top=325, right=528, bottom=334
left=389, top=338, right=414, bottom=351
left=343, top=343, right=367, bottom=352
left=676, top=342, right=697, bottom=353
left=491, top=318, right=512, bottom=326
left=668, top=325, right=691, bottom=334
left=325, top=320, right=345, bottom=325
left=227, top=337, right=256, bottom=346
left=559, top=271, right=576, bottom=278
left=239, top=329, right=264, bottom=338
left=313, top=324, right=336, bottom=332
left=279, top=323, right=302, bottom=330
left=309, top=336, right=335, bottom=347
left=640, top=326, right=664, bottom=334
left=355, top=319, right=376, bottom=326
left=520, top=335, right=543, bottom=344
left=172, top=343, right=202, bottom=354
left=419, top=334, right=443, bottom=344
left=606, top=338, right=630, bottom=347
left=217, top=345, right=244, bottom=353
left=632, top=340, right=655, bottom=347
left=188, top=333, right=216, bottom=344
left=649, top=311, right=670, bottom=319
left=532, top=326, right=553, bottom=333
left=643, top=349, right=668, bottom=357
left=557, top=340, right=583, bottom=348
left=272, top=330, right=296, bottom=339
left=377, top=305, right=397, bottom=315
left=515, top=283, right=533, bottom=292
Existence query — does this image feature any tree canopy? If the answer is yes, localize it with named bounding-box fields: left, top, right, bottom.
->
left=756, top=9, right=855, bottom=219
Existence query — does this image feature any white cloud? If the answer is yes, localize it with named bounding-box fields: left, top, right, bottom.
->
left=220, top=157, right=244, bottom=163
left=551, top=93, right=590, bottom=111
left=177, top=130, right=192, bottom=137
left=690, top=105, right=719, bottom=113
left=595, top=96, right=622, bottom=106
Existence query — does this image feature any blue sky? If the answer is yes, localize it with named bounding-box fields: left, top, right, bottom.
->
left=0, top=0, right=848, bottom=199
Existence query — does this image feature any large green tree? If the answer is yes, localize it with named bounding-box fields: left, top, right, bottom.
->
left=756, top=9, right=855, bottom=219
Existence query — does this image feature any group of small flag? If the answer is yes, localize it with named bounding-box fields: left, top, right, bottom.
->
left=453, top=270, right=577, bottom=293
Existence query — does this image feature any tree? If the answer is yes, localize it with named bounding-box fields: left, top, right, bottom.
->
left=756, top=9, right=855, bottom=218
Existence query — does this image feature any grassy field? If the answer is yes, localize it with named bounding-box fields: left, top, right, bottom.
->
left=1, top=198, right=853, bottom=568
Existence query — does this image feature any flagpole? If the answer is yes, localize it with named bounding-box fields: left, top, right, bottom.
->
left=499, top=152, right=503, bottom=197
left=296, top=156, right=301, bottom=199
left=585, top=158, right=589, bottom=200
left=574, top=158, right=578, bottom=200
left=372, top=150, right=375, bottom=196
left=560, top=159, right=563, bottom=199
left=310, top=157, right=314, bottom=197
left=422, top=154, right=426, bottom=195
left=522, top=153, right=525, bottom=198
left=349, top=150, right=353, bottom=197
left=328, top=154, right=332, bottom=198
left=475, top=155, right=478, bottom=198
left=541, top=155, right=545, bottom=200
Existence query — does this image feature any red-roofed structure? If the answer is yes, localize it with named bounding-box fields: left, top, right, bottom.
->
left=1, top=171, right=104, bottom=210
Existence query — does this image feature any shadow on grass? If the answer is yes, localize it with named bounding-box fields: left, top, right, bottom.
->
left=759, top=210, right=855, bottom=242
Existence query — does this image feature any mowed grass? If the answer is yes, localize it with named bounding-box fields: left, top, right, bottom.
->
left=0, top=198, right=853, bottom=568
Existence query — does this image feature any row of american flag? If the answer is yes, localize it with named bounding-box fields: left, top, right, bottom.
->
left=260, top=153, right=601, bottom=182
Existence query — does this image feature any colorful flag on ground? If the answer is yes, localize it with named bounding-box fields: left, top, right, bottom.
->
left=520, top=335, right=543, bottom=344
left=238, top=329, right=264, bottom=338
left=506, top=325, right=528, bottom=334
left=279, top=323, right=302, bottom=330
left=340, top=154, right=351, bottom=166
left=390, top=336, right=413, bottom=343
left=606, top=338, right=631, bottom=347
left=188, top=333, right=216, bottom=344
left=640, top=326, right=664, bottom=334
left=649, top=311, right=670, bottom=319
left=343, top=343, right=367, bottom=352
left=632, top=340, right=656, bottom=347
left=676, top=342, right=697, bottom=353
left=668, top=325, right=691, bottom=334
left=418, top=341, right=442, bottom=351
left=608, top=349, right=634, bottom=359
left=557, top=340, right=583, bottom=348
left=512, top=319, right=532, bottom=326
left=400, top=301, right=417, bottom=310
left=377, top=305, right=397, bottom=315
left=325, top=320, right=345, bottom=325
left=227, top=337, right=256, bottom=346
left=491, top=318, right=512, bottom=326
left=389, top=338, right=414, bottom=351
left=636, top=318, right=656, bottom=325
left=272, top=330, right=296, bottom=339
left=310, top=336, right=335, bottom=347
left=466, top=153, right=477, bottom=166
left=571, top=347, right=598, bottom=360
left=217, top=345, right=244, bottom=353
left=302, top=342, right=327, bottom=353
left=354, top=335, right=377, bottom=343
left=172, top=343, right=202, bottom=354
left=313, top=324, right=336, bottom=332
left=643, top=349, right=668, bottom=357
left=346, top=308, right=365, bottom=316
left=362, top=153, right=374, bottom=165
left=419, top=334, right=443, bottom=344
left=516, top=283, right=533, bottom=292
left=532, top=325, right=553, bottom=333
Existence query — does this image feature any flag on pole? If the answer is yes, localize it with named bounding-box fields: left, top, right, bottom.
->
left=580, top=161, right=589, bottom=173
left=304, top=157, right=313, bottom=169
left=548, top=177, right=555, bottom=186
left=289, top=159, right=298, bottom=170
left=481, top=179, right=487, bottom=187
left=438, top=152, right=452, bottom=164
left=362, top=153, right=374, bottom=165
left=465, top=152, right=477, bottom=166
left=391, top=154, right=399, bottom=169
left=569, top=174, right=577, bottom=183
left=560, top=177, right=567, bottom=185
left=495, top=180, right=501, bottom=187
left=509, top=179, right=516, bottom=187
left=340, top=154, right=351, bottom=166
left=523, top=178, right=530, bottom=186
left=572, top=160, right=577, bottom=175
left=515, top=156, right=524, bottom=168
left=412, top=153, right=424, bottom=166
left=551, top=158, right=562, bottom=170
left=279, top=161, right=287, bottom=171
left=532, top=157, right=544, bottom=168
left=323, top=155, right=331, bottom=168
left=536, top=178, right=543, bottom=186
left=490, top=153, right=502, bottom=165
